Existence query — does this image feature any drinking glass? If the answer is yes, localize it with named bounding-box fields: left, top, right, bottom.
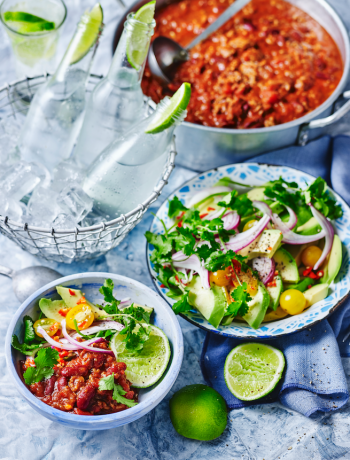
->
left=0, top=0, right=67, bottom=77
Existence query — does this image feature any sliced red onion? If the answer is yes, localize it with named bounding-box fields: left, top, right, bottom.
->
left=72, top=320, right=124, bottom=339
left=37, top=326, right=80, bottom=351
left=61, top=320, right=114, bottom=355
left=284, top=206, right=297, bottom=230
left=253, top=200, right=326, bottom=245
left=225, top=214, right=270, bottom=252
left=252, top=257, right=275, bottom=285
left=172, top=252, right=210, bottom=289
left=187, top=186, right=232, bottom=208
left=309, top=203, right=334, bottom=270
left=120, top=297, right=131, bottom=306
left=222, top=212, right=240, bottom=230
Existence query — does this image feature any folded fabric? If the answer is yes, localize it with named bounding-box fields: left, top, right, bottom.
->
left=200, top=135, right=350, bottom=417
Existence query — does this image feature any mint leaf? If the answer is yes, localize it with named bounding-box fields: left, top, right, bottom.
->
left=168, top=196, right=188, bottom=218
left=23, top=348, right=59, bottom=385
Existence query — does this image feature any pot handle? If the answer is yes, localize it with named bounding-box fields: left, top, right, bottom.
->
left=298, top=90, right=350, bottom=146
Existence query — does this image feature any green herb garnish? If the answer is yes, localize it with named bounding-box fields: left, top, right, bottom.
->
left=98, top=373, right=137, bottom=408
left=23, top=348, right=59, bottom=385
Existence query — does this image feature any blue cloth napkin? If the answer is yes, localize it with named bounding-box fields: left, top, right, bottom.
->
left=201, top=135, right=350, bottom=417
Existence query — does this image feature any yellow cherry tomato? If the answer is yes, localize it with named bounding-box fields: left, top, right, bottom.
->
left=301, top=245, right=322, bottom=268
left=210, top=267, right=231, bottom=287
left=34, top=318, right=61, bottom=338
left=280, top=289, right=307, bottom=315
left=243, top=219, right=257, bottom=232
left=66, top=304, right=94, bottom=330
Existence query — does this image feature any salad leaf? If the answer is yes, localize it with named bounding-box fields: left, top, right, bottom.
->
left=172, top=293, right=192, bottom=314
left=145, top=232, right=172, bottom=257
left=23, top=316, right=35, bottom=343
left=98, top=279, right=151, bottom=353
left=303, top=177, right=342, bottom=220
left=23, top=348, right=59, bottom=385
left=225, top=282, right=252, bottom=317
left=98, top=373, right=137, bottom=408
left=11, top=335, right=43, bottom=356
left=205, top=250, right=248, bottom=273
left=218, top=192, right=255, bottom=217
left=264, top=177, right=301, bottom=210
left=168, top=196, right=188, bottom=218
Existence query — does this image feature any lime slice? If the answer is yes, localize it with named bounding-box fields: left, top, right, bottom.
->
left=69, top=3, right=103, bottom=65
left=126, top=0, right=155, bottom=70
left=145, top=82, right=191, bottom=134
left=4, top=11, right=47, bottom=23
left=110, top=324, right=171, bottom=388
left=4, top=11, right=55, bottom=33
left=224, top=343, right=285, bottom=401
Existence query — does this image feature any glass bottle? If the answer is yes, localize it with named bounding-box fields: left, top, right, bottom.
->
left=73, top=13, right=155, bottom=168
left=82, top=99, right=186, bottom=218
left=16, top=8, right=102, bottom=173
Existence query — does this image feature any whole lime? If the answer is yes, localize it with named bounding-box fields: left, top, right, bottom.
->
left=169, top=384, right=227, bottom=441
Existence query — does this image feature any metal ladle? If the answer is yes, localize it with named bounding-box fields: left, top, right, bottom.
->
left=0, top=265, right=62, bottom=303
left=148, top=0, right=251, bottom=83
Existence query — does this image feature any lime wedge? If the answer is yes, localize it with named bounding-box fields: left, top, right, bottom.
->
left=4, top=11, right=55, bottom=33
left=110, top=324, right=171, bottom=388
left=4, top=11, right=47, bottom=23
left=224, top=343, right=285, bottom=401
left=126, top=0, right=155, bottom=70
left=145, top=82, right=191, bottom=134
left=69, top=3, right=103, bottom=65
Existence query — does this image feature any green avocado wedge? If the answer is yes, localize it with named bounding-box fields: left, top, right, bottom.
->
left=56, top=285, right=109, bottom=319
left=188, top=276, right=227, bottom=328
left=266, top=275, right=283, bottom=311
left=39, top=298, right=67, bottom=322
left=243, top=282, right=270, bottom=329
left=321, top=234, right=342, bottom=285
left=274, top=248, right=299, bottom=283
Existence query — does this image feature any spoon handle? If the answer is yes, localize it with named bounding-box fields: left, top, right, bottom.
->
left=186, top=0, right=251, bottom=50
left=0, top=265, right=14, bottom=278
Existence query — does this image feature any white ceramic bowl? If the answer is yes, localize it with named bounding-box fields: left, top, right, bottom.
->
left=5, top=273, right=184, bottom=430
left=147, top=163, right=350, bottom=339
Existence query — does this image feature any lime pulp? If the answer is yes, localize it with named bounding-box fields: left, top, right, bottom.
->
left=145, top=82, right=191, bottom=134
left=110, top=324, right=171, bottom=388
left=126, top=0, right=155, bottom=70
left=224, top=342, right=285, bottom=401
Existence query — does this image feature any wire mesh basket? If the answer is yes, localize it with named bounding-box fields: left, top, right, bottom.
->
left=0, top=74, right=176, bottom=263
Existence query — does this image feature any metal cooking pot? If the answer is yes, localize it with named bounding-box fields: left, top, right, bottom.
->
left=113, top=0, right=350, bottom=171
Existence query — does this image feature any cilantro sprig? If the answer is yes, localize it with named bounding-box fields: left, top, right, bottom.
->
left=12, top=315, right=45, bottom=356
left=98, top=373, right=137, bottom=408
left=97, top=279, right=151, bottom=352
left=23, top=348, right=59, bottom=385
left=226, top=282, right=252, bottom=317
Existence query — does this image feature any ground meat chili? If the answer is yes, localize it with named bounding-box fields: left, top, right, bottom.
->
left=141, top=0, right=343, bottom=128
left=21, top=341, right=138, bottom=415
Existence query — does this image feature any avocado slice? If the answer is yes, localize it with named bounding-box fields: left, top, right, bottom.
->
left=243, top=282, right=270, bottom=329
left=274, top=248, right=299, bottom=283
left=266, top=275, right=283, bottom=310
left=56, top=286, right=109, bottom=319
left=304, top=284, right=329, bottom=307
left=297, top=217, right=322, bottom=236
left=238, top=229, right=283, bottom=259
left=262, top=306, right=288, bottom=322
left=188, top=276, right=227, bottom=328
left=39, top=298, right=68, bottom=322
left=246, top=187, right=266, bottom=202
left=320, top=235, right=342, bottom=285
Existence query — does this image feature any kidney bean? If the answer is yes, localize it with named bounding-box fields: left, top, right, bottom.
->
left=77, top=383, right=96, bottom=411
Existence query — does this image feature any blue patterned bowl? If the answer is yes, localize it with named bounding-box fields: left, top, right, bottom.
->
left=5, top=273, right=184, bottom=430
left=147, top=163, right=350, bottom=339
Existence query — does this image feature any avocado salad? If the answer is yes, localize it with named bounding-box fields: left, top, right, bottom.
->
left=12, top=279, right=170, bottom=414
left=146, top=176, right=343, bottom=329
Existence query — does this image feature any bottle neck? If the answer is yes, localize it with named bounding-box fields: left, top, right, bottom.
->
left=107, top=13, right=155, bottom=89
left=54, top=15, right=101, bottom=83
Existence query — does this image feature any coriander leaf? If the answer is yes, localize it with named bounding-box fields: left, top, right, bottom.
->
left=156, top=265, right=174, bottom=288
left=98, top=373, right=115, bottom=391
left=168, top=196, right=188, bottom=218
left=145, top=232, right=173, bottom=256
left=172, top=293, right=192, bottom=314
left=99, top=278, right=121, bottom=314
left=176, top=227, right=196, bottom=256
left=226, top=282, right=252, bottom=317
left=11, top=335, right=43, bottom=356
left=264, top=177, right=302, bottom=211
left=23, top=315, right=35, bottom=343
left=23, top=348, right=59, bottom=385
left=302, top=177, right=342, bottom=220
left=218, top=192, right=255, bottom=217
left=113, top=384, right=138, bottom=408
left=205, top=250, right=248, bottom=273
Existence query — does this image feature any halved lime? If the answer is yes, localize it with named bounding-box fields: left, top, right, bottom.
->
left=126, top=0, right=155, bottom=70
left=224, top=343, right=285, bottom=401
left=145, top=82, right=191, bottom=134
left=110, top=324, right=171, bottom=388
left=69, top=3, right=103, bottom=65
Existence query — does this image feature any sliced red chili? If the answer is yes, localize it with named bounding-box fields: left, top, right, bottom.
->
left=68, top=289, right=76, bottom=296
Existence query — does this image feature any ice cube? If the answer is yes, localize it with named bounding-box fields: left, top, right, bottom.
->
left=27, top=186, right=61, bottom=226
left=0, top=197, right=24, bottom=222
left=0, top=119, right=21, bottom=163
left=51, top=159, right=86, bottom=193
left=52, top=213, right=78, bottom=229
left=57, top=186, right=93, bottom=223
left=0, top=161, right=50, bottom=201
